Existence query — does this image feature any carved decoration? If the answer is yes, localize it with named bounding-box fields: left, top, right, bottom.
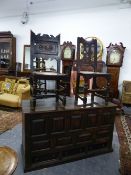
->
left=30, top=30, right=60, bottom=72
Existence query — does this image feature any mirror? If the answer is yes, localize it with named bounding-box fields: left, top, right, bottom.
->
left=23, top=45, right=31, bottom=71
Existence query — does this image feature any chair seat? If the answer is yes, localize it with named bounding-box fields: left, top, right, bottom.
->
left=0, top=146, right=18, bottom=175
left=121, top=80, right=131, bottom=104
left=75, top=71, right=111, bottom=106
left=0, top=93, right=21, bottom=107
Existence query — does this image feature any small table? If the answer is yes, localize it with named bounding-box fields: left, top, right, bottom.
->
left=0, top=146, right=18, bottom=175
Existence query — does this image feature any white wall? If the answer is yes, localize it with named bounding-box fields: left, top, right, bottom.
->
left=0, top=7, right=131, bottom=95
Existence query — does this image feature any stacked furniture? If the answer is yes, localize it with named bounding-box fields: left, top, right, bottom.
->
left=30, top=31, right=70, bottom=106
left=21, top=34, right=117, bottom=173
left=74, top=37, right=111, bottom=106
left=22, top=97, right=116, bottom=172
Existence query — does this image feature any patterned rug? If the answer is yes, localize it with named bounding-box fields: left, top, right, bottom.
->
left=115, top=114, right=131, bottom=174
left=0, top=110, right=22, bottom=134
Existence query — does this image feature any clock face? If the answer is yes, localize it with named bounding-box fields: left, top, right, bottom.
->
left=61, top=42, right=75, bottom=60
left=63, top=46, right=72, bottom=59
left=109, top=50, right=121, bottom=64
left=106, top=43, right=126, bottom=67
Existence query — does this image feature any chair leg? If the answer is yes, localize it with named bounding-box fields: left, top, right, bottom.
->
left=91, top=93, right=94, bottom=105
left=75, top=74, right=80, bottom=104
left=44, top=80, right=47, bottom=94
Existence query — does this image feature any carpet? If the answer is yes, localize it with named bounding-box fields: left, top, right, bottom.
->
left=0, top=110, right=22, bottom=134
left=115, top=114, right=131, bottom=175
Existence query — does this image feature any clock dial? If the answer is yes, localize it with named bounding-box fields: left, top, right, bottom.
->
left=110, top=50, right=121, bottom=64
left=63, top=46, right=72, bottom=59
left=106, top=43, right=126, bottom=67
left=61, top=41, right=75, bottom=60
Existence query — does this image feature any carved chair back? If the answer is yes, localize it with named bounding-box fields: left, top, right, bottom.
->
left=30, top=30, right=60, bottom=73
left=76, top=37, right=97, bottom=73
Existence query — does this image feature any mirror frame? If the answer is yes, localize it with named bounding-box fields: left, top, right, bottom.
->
left=23, top=44, right=31, bottom=72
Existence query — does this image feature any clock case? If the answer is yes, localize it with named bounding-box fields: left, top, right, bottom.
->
left=61, top=41, right=75, bottom=75
left=106, top=42, right=126, bottom=98
left=60, top=41, right=76, bottom=96
left=106, top=43, right=125, bottom=67
left=61, top=41, right=75, bottom=61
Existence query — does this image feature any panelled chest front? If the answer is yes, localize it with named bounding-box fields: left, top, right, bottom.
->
left=22, top=98, right=116, bottom=172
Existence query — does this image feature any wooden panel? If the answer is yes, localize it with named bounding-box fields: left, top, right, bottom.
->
left=107, top=66, right=120, bottom=98
left=22, top=98, right=116, bottom=172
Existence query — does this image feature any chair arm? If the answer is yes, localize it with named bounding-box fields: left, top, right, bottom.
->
left=19, top=85, right=30, bottom=100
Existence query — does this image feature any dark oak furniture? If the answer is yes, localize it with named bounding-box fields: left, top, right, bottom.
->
left=30, top=30, right=60, bottom=72
left=22, top=97, right=116, bottom=172
left=106, top=43, right=126, bottom=98
left=30, top=71, right=69, bottom=106
left=75, top=37, right=111, bottom=106
left=30, top=31, right=69, bottom=105
left=30, top=30, right=61, bottom=97
left=0, top=31, right=16, bottom=75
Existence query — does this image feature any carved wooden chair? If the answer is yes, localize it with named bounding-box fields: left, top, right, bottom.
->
left=75, top=37, right=111, bottom=106
left=30, top=30, right=69, bottom=106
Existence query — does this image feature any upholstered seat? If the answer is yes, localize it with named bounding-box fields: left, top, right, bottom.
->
left=0, top=77, right=30, bottom=108
left=121, top=80, right=131, bottom=105
left=0, top=93, right=21, bottom=107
